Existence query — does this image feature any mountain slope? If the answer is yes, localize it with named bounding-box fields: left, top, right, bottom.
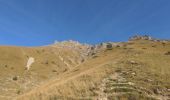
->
left=0, top=42, right=91, bottom=100
left=0, top=37, right=170, bottom=100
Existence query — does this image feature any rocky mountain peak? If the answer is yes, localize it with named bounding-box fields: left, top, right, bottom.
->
left=129, top=35, right=152, bottom=41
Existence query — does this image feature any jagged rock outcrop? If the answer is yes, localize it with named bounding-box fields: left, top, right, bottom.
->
left=52, top=40, right=93, bottom=57
left=52, top=40, right=125, bottom=58
left=129, top=35, right=170, bottom=44
left=90, top=42, right=125, bottom=54
left=129, top=35, right=152, bottom=41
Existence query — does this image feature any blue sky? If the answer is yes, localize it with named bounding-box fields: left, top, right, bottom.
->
left=0, top=0, right=170, bottom=46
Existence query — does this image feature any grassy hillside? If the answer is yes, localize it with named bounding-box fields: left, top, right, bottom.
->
left=0, top=44, right=87, bottom=100
left=0, top=39, right=170, bottom=100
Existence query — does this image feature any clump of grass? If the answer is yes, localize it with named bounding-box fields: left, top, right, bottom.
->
left=164, top=51, right=170, bottom=55
left=52, top=69, right=57, bottom=72
left=45, top=61, right=49, bottom=65
left=108, top=93, right=156, bottom=100
left=116, top=45, right=120, bottom=48
left=36, top=50, right=40, bottom=54
left=5, top=65, right=8, bottom=68
left=152, top=45, right=156, bottom=47
left=13, top=76, right=18, bottom=81
left=142, top=48, right=147, bottom=49
left=81, top=59, right=85, bottom=63
left=92, top=55, right=98, bottom=58
left=51, top=61, right=56, bottom=64
left=11, top=67, right=14, bottom=70
left=49, top=95, right=58, bottom=100
left=63, top=68, right=68, bottom=72
left=42, top=49, right=45, bottom=52
left=104, top=87, right=135, bottom=93
left=17, top=90, right=21, bottom=95
left=107, top=48, right=113, bottom=50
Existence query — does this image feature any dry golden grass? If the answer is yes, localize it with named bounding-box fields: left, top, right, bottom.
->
left=0, top=45, right=85, bottom=100
left=0, top=40, right=170, bottom=100
left=16, top=48, right=123, bottom=100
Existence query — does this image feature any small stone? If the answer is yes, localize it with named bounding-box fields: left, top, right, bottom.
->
left=130, top=60, right=135, bottom=63
left=128, top=82, right=135, bottom=86
left=129, top=60, right=138, bottom=65
left=147, top=79, right=153, bottom=82
left=167, top=89, right=170, bottom=92
left=131, top=72, right=136, bottom=75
